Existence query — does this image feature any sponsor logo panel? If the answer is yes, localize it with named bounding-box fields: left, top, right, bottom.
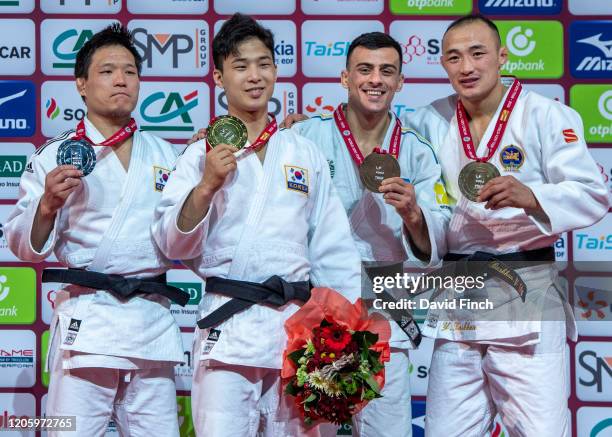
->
left=570, top=84, right=612, bottom=143
left=570, top=21, right=612, bottom=79
left=0, top=392, right=35, bottom=435
left=135, top=82, right=209, bottom=139
left=302, top=20, right=384, bottom=78
left=574, top=277, right=612, bottom=337
left=0, top=0, right=34, bottom=13
left=0, top=266, right=36, bottom=324
left=0, top=330, right=36, bottom=388
left=174, top=332, right=194, bottom=391
left=577, top=406, right=612, bottom=437
left=575, top=341, right=612, bottom=401
left=393, top=83, right=455, bottom=118
left=0, top=81, right=36, bottom=138
left=496, top=20, right=564, bottom=79
left=480, top=0, right=560, bottom=15
left=41, top=19, right=118, bottom=76
left=41, top=81, right=86, bottom=138
left=0, top=143, right=35, bottom=200
left=390, top=0, right=472, bottom=15
left=301, top=0, right=383, bottom=15
left=129, top=20, right=208, bottom=77
left=40, top=0, right=121, bottom=14
left=573, top=213, right=612, bottom=271
left=127, top=0, right=208, bottom=14
left=301, top=82, right=345, bottom=115
left=569, top=0, right=612, bottom=15
left=213, top=0, right=295, bottom=14
left=0, top=19, right=35, bottom=75
left=389, top=20, right=449, bottom=79
left=167, top=269, right=203, bottom=328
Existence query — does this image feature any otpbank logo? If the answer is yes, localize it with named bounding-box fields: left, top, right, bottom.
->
left=0, top=268, right=36, bottom=324
left=41, top=19, right=118, bottom=75
left=570, top=21, right=612, bottom=79
left=176, top=396, right=195, bottom=437
left=479, top=0, right=560, bottom=15
left=570, top=85, right=612, bottom=143
left=129, top=20, right=209, bottom=77
left=390, top=0, right=472, bottom=15
left=0, top=81, right=35, bottom=138
left=135, top=82, right=209, bottom=139
left=496, top=21, right=563, bottom=79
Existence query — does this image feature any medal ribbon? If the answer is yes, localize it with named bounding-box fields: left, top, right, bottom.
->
left=72, top=118, right=137, bottom=147
left=456, top=79, right=522, bottom=163
left=206, top=114, right=277, bottom=153
left=333, top=104, right=402, bottom=166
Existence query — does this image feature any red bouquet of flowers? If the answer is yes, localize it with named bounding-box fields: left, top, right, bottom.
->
left=282, top=288, right=391, bottom=426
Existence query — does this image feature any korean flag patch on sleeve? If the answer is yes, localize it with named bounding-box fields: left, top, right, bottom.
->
left=154, top=166, right=171, bottom=192
left=284, top=165, right=309, bottom=195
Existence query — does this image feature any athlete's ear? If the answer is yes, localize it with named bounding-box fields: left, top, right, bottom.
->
left=76, top=77, right=86, bottom=99
left=340, top=69, right=349, bottom=89
left=498, top=46, right=508, bottom=69
left=213, top=68, right=224, bottom=89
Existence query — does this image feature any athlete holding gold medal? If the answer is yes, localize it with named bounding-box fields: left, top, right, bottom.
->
left=404, top=14, right=609, bottom=437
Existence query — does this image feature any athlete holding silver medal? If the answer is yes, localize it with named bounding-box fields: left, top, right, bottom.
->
left=404, top=14, right=609, bottom=437
left=6, top=25, right=185, bottom=436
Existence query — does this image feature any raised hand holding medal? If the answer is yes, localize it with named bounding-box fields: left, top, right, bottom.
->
left=456, top=80, right=521, bottom=202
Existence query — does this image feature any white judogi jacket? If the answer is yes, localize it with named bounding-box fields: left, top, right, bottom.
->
left=5, top=117, right=184, bottom=369
left=403, top=87, right=609, bottom=343
left=152, top=127, right=363, bottom=370
left=292, top=110, right=451, bottom=347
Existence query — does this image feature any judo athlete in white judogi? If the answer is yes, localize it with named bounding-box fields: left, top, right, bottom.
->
left=152, top=14, right=363, bottom=437
left=290, top=32, right=450, bottom=437
left=5, top=25, right=185, bottom=437
left=403, top=15, right=609, bottom=437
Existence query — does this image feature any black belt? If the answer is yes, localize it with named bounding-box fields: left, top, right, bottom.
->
left=42, top=268, right=190, bottom=306
left=425, top=247, right=556, bottom=302
left=197, top=276, right=311, bottom=329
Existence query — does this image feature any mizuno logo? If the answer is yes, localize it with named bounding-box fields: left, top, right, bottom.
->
left=578, top=34, right=612, bottom=58
left=0, top=90, right=27, bottom=108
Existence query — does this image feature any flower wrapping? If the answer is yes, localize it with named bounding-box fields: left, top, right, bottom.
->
left=282, top=288, right=391, bottom=426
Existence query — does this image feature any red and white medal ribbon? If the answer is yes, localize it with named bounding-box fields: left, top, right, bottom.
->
left=333, top=104, right=402, bottom=166
left=456, top=79, right=522, bottom=163
left=72, top=118, right=137, bottom=147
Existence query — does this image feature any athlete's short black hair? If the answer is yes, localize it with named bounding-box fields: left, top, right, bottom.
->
left=213, top=13, right=275, bottom=71
left=444, top=14, right=501, bottom=48
left=74, top=23, right=142, bottom=79
left=346, top=32, right=403, bottom=68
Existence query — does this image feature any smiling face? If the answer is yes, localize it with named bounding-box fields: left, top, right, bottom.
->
left=342, top=46, right=403, bottom=116
left=213, top=37, right=277, bottom=118
left=441, top=20, right=507, bottom=104
left=76, top=44, right=139, bottom=122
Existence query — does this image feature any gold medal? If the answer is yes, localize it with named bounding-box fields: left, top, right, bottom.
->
left=359, top=153, right=400, bottom=192
left=207, top=115, right=248, bottom=149
left=458, top=161, right=500, bottom=202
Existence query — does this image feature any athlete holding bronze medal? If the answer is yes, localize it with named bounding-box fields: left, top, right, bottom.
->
left=403, top=14, right=609, bottom=437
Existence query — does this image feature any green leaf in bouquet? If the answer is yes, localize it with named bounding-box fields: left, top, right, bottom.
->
left=352, top=330, right=379, bottom=348
left=304, top=393, right=317, bottom=403
left=288, top=348, right=306, bottom=364
left=364, top=375, right=381, bottom=395
left=285, top=382, right=300, bottom=396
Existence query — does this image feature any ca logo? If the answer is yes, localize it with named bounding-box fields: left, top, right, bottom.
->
left=0, top=275, right=9, bottom=302
left=598, top=90, right=612, bottom=121
left=506, top=26, right=536, bottom=57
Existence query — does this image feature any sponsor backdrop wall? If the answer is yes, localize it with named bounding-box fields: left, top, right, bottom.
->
left=0, top=0, right=611, bottom=436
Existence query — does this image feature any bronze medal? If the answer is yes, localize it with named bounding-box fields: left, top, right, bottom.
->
left=458, top=161, right=500, bottom=202
left=359, top=153, right=400, bottom=192
left=207, top=115, right=248, bottom=150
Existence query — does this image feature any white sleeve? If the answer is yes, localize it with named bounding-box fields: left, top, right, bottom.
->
left=528, top=102, right=609, bottom=235
left=305, top=141, right=362, bottom=303
left=401, top=132, right=450, bottom=267
left=151, top=140, right=213, bottom=260
left=4, top=149, right=59, bottom=262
